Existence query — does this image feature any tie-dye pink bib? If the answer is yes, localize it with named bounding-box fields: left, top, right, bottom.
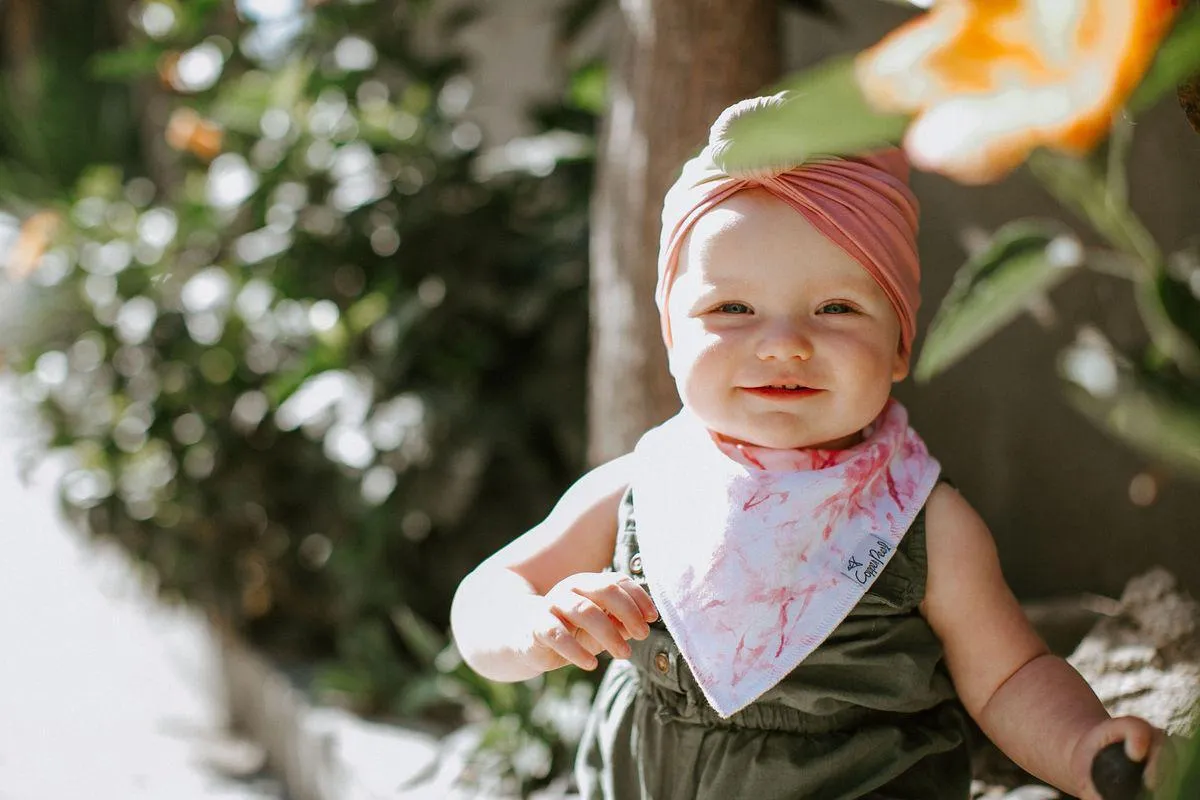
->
left=630, top=399, right=940, bottom=717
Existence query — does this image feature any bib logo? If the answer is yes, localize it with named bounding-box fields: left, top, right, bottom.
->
left=844, top=537, right=892, bottom=586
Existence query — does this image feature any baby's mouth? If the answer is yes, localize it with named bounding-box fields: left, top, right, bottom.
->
left=743, top=384, right=821, bottom=398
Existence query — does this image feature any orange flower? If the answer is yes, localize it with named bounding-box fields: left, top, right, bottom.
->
left=165, top=107, right=224, bottom=162
left=856, top=0, right=1181, bottom=184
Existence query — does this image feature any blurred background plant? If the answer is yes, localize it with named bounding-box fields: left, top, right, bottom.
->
left=0, top=0, right=604, bottom=793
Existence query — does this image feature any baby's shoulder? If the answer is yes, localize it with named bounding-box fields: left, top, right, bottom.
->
left=545, top=452, right=633, bottom=533
left=922, top=481, right=992, bottom=549
left=567, top=453, right=633, bottom=503
left=919, top=481, right=1010, bottom=615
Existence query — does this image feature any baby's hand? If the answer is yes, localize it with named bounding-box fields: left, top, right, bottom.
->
left=1072, top=716, right=1165, bottom=800
left=524, top=572, right=658, bottom=673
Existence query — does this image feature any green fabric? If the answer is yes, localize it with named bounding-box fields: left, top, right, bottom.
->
left=574, top=488, right=972, bottom=800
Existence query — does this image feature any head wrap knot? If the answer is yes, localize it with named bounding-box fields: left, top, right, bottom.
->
left=657, top=96, right=923, bottom=358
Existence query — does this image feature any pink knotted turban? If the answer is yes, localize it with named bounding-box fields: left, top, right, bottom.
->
left=657, top=97, right=922, bottom=358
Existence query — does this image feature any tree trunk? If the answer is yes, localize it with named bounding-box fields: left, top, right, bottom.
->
left=2, top=0, right=39, bottom=101
left=588, top=0, right=781, bottom=465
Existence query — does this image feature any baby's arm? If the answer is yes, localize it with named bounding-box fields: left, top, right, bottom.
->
left=450, top=454, right=657, bottom=683
left=921, top=483, right=1164, bottom=800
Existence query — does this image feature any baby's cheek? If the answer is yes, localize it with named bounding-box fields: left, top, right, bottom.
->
left=828, top=331, right=897, bottom=373
left=675, top=353, right=731, bottom=422
left=676, top=364, right=711, bottom=411
left=668, top=331, right=720, bottom=379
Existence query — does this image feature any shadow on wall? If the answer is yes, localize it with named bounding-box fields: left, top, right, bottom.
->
left=783, top=1, right=1200, bottom=600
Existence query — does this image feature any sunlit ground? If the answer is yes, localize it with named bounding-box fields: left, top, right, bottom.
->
left=0, top=376, right=283, bottom=799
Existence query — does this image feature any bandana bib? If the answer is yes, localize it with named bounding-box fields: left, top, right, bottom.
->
left=630, top=399, right=940, bottom=717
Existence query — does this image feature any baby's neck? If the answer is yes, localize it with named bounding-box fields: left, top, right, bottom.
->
left=710, top=428, right=866, bottom=472
left=806, top=429, right=866, bottom=451
left=713, top=429, right=865, bottom=453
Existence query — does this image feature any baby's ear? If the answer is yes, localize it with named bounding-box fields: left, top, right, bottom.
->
left=892, top=341, right=911, bottom=382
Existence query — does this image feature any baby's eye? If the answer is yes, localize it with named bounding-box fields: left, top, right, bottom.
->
left=818, top=302, right=856, bottom=315
left=715, top=302, right=753, bottom=315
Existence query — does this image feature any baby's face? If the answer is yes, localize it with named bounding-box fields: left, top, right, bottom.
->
left=666, top=189, right=909, bottom=450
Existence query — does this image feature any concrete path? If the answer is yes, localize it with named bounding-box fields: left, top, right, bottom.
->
left=0, top=377, right=284, bottom=800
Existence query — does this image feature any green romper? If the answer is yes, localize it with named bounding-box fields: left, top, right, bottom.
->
left=574, top=488, right=972, bottom=800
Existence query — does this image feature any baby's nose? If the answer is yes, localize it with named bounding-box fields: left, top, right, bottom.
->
left=755, top=319, right=813, bottom=361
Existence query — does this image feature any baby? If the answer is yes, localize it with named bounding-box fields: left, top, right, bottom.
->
left=451, top=97, right=1164, bottom=799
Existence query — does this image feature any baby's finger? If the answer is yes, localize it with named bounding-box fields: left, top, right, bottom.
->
left=552, top=597, right=631, bottom=659
left=614, top=579, right=658, bottom=633
left=574, top=627, right=610, bottom=657
left=609, top=613, right=633, bottom=640
left=1110, top=717, right=1156, bottom=763
left=576, top=582, right=649, bottom=640
left=1120, top=720, right=1166, bottom=789
left=621, top=579, right=659, bottom=622
left=534, top=623, right=598, bottom=671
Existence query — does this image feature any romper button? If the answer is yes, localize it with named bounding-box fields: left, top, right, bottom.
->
left=629, top=554, right=643, bottom=575
left=654, top=652, right=670, bottom=674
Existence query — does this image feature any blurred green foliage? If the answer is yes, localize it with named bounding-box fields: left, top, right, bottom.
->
left=0, top=3, right=600, bottom=786
left=0, top=0, right=141, bottom=200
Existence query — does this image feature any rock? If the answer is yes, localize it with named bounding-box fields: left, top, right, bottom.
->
left=1023, top=595, right=1113, bottom=658
left=970, top=779, right=1062, bottom=799
left=195, top=736, right=269, bottom=779
left=1068, top=568, right=1200, bottom=737
left=1001, top=786, right=1061, bottom=800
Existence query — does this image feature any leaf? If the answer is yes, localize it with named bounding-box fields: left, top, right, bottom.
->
left=77, top=165, right=126, bottom=200
left=1161, top=732, right=1200, bottom=800
left=88, top=44, right=166, bottom=82
left=389, top=604, right=447, bottom=667
left=269, top=57, right=315, bottom=111
left=391, top=672, right=450, bottom=717
left=1161, top=275, right=1200, bottom=348
left=713, top=56, right=909, bottom=176
left=1128, top=4, right=1200, bottom=116
left=175, top=0, right=225, bottom=38
left=1028, top=150, right=1160, bottom=268
left=568, top=62, right=607, bottom=116
left=209, top=72, right=276, bottom=135
left=1136, top=270, right=1200, bottom=378
left=1061, top=345, right=1200, bottom=480
left=914, top=219, right=1082, bottom=382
